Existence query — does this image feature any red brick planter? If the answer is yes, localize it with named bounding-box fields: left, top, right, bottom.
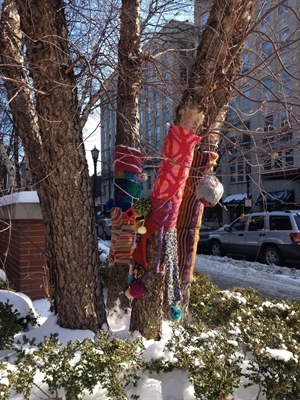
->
left=0, top=192, right=47, bottom=300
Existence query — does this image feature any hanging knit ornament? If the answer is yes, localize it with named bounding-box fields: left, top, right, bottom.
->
left=196, top=173, right=224, bottom=207
left=137, top=172, right=148, bottom=182
left=133, top=198, right=152, bottom=217
left=169, top=305, right=183, bottom=321
left=125, top=281, right=144, bottom=299
left=137, top=223, right=147, bottom=234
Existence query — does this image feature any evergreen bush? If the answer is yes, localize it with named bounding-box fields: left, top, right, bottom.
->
left=0, top=272, right=299, bottom=399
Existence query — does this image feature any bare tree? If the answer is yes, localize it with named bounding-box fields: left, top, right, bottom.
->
left=0, top=0, right=106, bottom=331
left=129, top=0, right=256, bottom=339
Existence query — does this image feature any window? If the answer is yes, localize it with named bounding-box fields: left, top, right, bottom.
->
left=140, top=110, right=144, bottom=125
left=249, top=216, right=265, bottom=231
left=261, top=1, right=271, bottom=27
left=148, top=175, right=152, bottom=190
left=263, top=156, right=272, bottom=170
left=231, top=216, right=248, bottom=232
left=241, top=85, right=250, bottom=110
left=262, top=78, right=274, bottom=100
left=164, top=97, right=170, bottom=109
left=179, top=50, right=188, bottom=58
left=146, top=86, right=151, bottom=100
left=155, top=93, right=160, bottom=115
left=164, top=110, right=170, bottom=122
left=274, top=151, right=282, bottom=168
left=281, top=71, right=291, bottom=96
left=278, top=0, right=288, bottom=15
left=270, top=216, right=292, bottom=231
left=285, top=150, right=293, bottom=166
left=242, top=51, right=250, bottom=73
left=241, top=133, right=251, bottom=149
left=156, top=125, right=160, bottom=141
left=237, top=162, right=244, bottom=182
left=264, top=114, right=274, bottom=131
left=180, top=67, right=188, bottom=81
left=280, top=110, right=293, bottom=142
left=146, top=64, right=151, bottom=81
left=201, top=11, right=209, bottom=27
left=262, top=41, right=272, bottom=59
left=281, top=109, right=289, bottom=127
left=147, top=120, right=152, bottom=135
left=230, top=164, right=236, bottom=183
left=279, top=28, right=290, bottom=53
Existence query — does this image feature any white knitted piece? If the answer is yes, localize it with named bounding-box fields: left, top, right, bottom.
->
left=196, top=174, right=224, bottom=207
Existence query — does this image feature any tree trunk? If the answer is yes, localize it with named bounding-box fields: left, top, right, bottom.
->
left=107, top=0, right=142, bottom=312
left=1, top=0, right=107, bottom=331
left=130, top=0, right=255, bottom=339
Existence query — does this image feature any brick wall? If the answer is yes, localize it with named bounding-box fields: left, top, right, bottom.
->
left=0, top=196, right=47, bottom=300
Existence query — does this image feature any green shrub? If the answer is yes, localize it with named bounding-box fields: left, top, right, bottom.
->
left=0, top=301, right=23, bottom=349
left=0, top=271, right=300, bottom=400
left=0, top=300, right=39, bottom=350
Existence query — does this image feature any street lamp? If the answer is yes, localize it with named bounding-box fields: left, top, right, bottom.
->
left=91, top=146, right=99, bottom=209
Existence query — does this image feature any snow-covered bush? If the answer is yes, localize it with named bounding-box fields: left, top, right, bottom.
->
left=0, top=272, right=299, bottom=399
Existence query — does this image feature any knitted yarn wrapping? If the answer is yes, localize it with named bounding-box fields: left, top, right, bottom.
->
left=114, top=179, right=142, bottom=211
left=148, top=124, right=201, bottom=230
left=114, top=145, right=146, bottom=175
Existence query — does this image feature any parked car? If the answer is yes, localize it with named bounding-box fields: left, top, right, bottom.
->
left=97, top=211, right=111, bottom=220
left=97, top=217, right=112, bottom=240
left=197, top=223, right=218, bottom=253
left=208, top=210, right=300, bottom=266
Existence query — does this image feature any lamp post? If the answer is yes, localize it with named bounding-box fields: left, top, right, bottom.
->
left=91, top=146, right=99, bottom=212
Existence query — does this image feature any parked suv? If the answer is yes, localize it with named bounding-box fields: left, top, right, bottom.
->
left=209, top=210, right=300, bottom=266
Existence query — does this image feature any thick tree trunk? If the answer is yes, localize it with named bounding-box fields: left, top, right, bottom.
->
left=131, top=0, right=255, bottom=339
left=129, top=232, right=165, bottom=340
left=1, top=0, right=107, bottom=331
left=107, top=0, right=142, bottom=312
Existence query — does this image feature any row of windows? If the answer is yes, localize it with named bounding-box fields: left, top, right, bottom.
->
left=231, top=215, right=292, bottom=233
left=263, top=149, right=294, bottom=170
left=229, top=161, right=251, bottom=183
left=240, top=70, right=291, bottom=111
left=242, top=25, right=290, bottom=73
left=261, top=0, right=289, bottom=23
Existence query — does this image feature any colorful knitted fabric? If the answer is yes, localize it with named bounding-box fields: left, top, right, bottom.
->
left=114, top=145, right=146, bottom=175
left=108, top=207, right=135, bottom=266
left=148, top=124, right=201, bottom=230
left=177, top=149, right=219, bottom=284
left=164, top=228, right=181, bottom=304
left=131, top=218, right=159, bottom=268
left=114, top=145, right=146, bottom=211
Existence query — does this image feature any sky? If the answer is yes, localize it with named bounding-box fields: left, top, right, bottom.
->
left=1, top=237, right=299, bottom=400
